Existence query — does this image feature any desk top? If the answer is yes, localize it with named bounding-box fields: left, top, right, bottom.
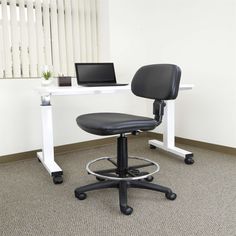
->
left=36, top=84, right=194, bottom=96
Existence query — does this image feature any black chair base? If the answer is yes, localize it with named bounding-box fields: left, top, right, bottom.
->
left=74, top=179, right=176, bottom=215
left=74, top=134, right=176, bottom=215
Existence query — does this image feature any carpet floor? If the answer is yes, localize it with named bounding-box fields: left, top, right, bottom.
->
left=0, top=136, right=235, bottom=236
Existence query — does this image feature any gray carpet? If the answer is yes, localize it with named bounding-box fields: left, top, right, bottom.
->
left=0, top=136, right=235, bottom=236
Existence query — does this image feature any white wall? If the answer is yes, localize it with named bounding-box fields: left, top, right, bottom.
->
left=108, top=0, right=236, bottom=148
left=0, top=0, right=236, bottom=157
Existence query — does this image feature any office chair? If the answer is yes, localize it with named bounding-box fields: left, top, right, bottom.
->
left=74, top=64, right=181, bottom=215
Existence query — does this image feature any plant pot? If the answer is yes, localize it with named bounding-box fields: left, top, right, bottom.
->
left=41, top=78, right=53, bottom=86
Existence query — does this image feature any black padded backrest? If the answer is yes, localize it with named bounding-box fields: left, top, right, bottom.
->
left=131, top=64, right=181, bottom=100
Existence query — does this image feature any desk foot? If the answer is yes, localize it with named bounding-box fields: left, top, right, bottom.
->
left=52, top=172, right=63, bottom=184
left=148, top=139, right=194, bottom=164
left=184, top=154, right=194, bottom=165
left=149, top=144, right=157, bottom=149
left=37, top=152, right=64, bottom=183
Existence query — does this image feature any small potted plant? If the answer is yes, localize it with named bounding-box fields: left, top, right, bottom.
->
left=41, top=66, right=53, bottom=86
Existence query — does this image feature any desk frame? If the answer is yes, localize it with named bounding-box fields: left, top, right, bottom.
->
left=36, top=85, right=194, bottom=184
left=149, top=99, right=194, bottom=164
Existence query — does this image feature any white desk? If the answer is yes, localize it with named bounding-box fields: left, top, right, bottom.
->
left=36, top=84, right=194, bottom=184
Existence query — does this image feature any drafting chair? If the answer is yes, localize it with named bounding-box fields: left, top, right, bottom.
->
left=74, top=64, right=181, bottom=215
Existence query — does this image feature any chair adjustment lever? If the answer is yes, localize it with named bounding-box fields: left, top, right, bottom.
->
left=153, top=100, right=166, bottom=124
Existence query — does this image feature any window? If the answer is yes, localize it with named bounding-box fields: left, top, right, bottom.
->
left=0, top=0, right=98, bottom=78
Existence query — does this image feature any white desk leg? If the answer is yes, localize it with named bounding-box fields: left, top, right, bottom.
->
left=148, top=100, right=194, bottom=164
left=37, top=95, right=63, bottom=184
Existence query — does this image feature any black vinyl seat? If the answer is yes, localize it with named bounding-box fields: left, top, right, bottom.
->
left=74, top=64, right=181, bottom=215
left=77, top=113, right=158, bottom=135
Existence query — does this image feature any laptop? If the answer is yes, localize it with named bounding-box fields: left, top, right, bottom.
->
left=75, top=63, right=128, bottom=87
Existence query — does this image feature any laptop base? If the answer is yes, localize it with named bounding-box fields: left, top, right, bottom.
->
left=80, top=83, right=128, bottom=87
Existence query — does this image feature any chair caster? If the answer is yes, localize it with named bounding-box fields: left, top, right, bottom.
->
left=145, top=175, right=154, bottom=182
left=120, top=206, right=133, bottom=215
left=53, top=175, right=63, bottom=184
left=149, top=144, right=156, bottom=149
left=184, top=156, right=194, bottom=165
left=165, top=192, right=177, bottom=200
left=96, top=176, right=105, bottom=181
left=75, top=192, right=87, bottom=200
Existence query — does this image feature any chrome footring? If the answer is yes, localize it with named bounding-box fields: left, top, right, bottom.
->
left=86, top=156, right=160, bottom=181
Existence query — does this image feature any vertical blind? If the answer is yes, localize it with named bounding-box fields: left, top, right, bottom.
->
left=0, top=0, right=98, bottom=78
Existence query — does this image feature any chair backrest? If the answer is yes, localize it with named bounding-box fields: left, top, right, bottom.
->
left=131, top=64, right=181, bottom=100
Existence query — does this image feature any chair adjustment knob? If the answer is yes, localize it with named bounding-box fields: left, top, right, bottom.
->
left=131, top=130, right=140, bottom=135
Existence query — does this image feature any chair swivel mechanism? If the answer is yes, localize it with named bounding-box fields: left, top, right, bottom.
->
left=74, top=64, right=181, bottom=215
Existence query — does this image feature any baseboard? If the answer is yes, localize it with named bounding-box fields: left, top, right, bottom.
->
left=147, top=132, right=236, bottom=156
left=0, top=150, right=40, bottom=164
left=1, top=131, right=235, bottom=164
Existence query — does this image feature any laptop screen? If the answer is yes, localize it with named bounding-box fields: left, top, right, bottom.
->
left=75, top=63, right=117, bottom=84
